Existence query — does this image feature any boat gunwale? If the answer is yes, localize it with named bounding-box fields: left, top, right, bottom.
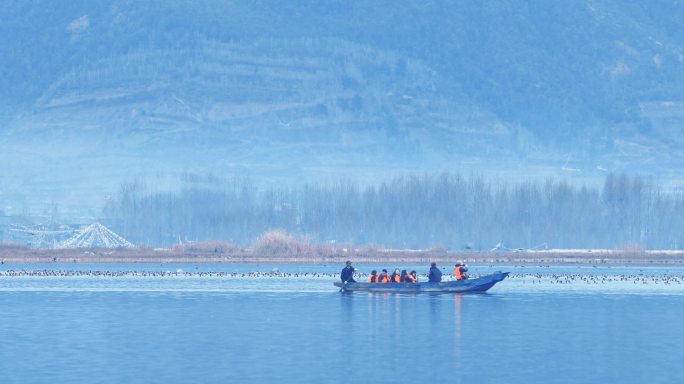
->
left=334, top=271, right=509, bottom=293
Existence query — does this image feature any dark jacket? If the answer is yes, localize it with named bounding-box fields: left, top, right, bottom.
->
left=428, top=266, right=442, bottom=282
left=340, top=266, right=356, bottom=283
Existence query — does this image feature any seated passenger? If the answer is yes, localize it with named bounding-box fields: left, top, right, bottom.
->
left=400, top=269, right=408, bottom=283
left=391, top=268, right=402, bottom=283
left=428, top=262, right=442, bottom=282
left=368, top=270, right=379, bottom=283
left=378, top=269, right=390, bottom=283
left=453, top=263, right=468, bottom=281
left=406, top=270, right=417, bottom=283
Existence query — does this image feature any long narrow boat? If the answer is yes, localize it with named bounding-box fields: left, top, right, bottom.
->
left=334, top=271, right=509, bottom=293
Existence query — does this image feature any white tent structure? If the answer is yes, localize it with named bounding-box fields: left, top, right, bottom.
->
left=58, top=223, right=134, bottom=249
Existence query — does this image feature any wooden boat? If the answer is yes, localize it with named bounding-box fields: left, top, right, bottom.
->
left=334, top=271, right=509, bottom=293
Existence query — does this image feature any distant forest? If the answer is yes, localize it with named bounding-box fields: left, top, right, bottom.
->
left=102, top=173, right=684, bottom=250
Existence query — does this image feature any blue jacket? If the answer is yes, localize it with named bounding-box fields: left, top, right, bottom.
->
left=340, top=266, right=356, bottom=283
left=428, top=266, right=442, bottom=282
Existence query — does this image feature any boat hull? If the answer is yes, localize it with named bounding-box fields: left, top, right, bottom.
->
left=334, top=272, right=509, bottom=293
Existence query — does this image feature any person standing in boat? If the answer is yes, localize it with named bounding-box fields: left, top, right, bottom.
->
left=428, top=262, right=442, bottom=282
left=454, top=262, right=468, bottom=280
left=340, top=261, right=356, bottom=283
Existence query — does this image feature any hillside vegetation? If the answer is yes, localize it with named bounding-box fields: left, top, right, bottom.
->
left=2, top=1, right=684, bottom=216
left=102, top=173, right=684, bottom=250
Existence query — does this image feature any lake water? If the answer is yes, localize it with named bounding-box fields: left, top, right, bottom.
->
left=1, top=263, right=683, bottom=383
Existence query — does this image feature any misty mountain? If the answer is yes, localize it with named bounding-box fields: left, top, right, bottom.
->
left=2, top=0, right=684, bottom=218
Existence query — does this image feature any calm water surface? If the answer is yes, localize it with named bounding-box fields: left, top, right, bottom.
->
left=1, top=263, right=683, bottom=383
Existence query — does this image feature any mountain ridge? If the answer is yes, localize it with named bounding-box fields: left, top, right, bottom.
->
left=2, top=1, right=684, bottom=217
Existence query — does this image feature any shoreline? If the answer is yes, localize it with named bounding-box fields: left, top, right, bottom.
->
left=2, top=247, right=684, bottom=265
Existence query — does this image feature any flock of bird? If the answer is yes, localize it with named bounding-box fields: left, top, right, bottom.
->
left=510, top=273, right=684, bottom=285
left=0, top=269, right=683, bottom=285
left=0, top=270, right=344, bottom=279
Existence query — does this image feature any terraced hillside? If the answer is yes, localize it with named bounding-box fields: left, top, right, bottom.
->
left=2, top=0, right=684, bottom=217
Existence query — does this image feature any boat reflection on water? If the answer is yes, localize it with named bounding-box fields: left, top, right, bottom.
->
left=339, top=288, right=470, bottom=382
left=454, top=294, right=463, bottom=384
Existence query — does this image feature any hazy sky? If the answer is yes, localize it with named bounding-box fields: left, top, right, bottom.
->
left=2, top=0, right=684, bottom=218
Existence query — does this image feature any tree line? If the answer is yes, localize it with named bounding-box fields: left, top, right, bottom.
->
left=101, top=173, right=684, bottom=250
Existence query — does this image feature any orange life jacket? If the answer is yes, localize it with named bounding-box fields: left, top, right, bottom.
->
left=406, top=274, right=417, bottom=283
left=379, top=273, right=390, bottom=283
left=454, top=266, right=463, bottom=280
left=393, top=274, right=402, bottom=283
left=369, top=275, right=378, bottom=283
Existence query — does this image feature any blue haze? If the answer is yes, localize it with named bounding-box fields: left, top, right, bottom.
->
left=1, top=264, right=684, bottom=383
left=2, top=1, right=684, bottom=218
